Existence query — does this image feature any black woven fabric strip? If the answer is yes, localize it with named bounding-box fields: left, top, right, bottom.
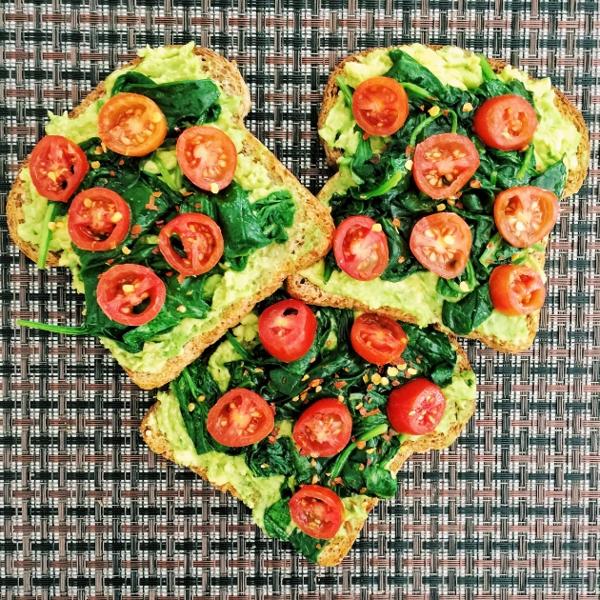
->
left=1, top=1, right=598, bottom=597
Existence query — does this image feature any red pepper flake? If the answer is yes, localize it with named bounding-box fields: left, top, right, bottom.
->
left=145, top=195, right=159, bottom=211
left=118, top=159, right=125, bottom=166
left=131, top=224, right=142, bottom=237
left=106, top=258, right=114, bottom=265
left=356, top=441, right=367, bottom=450
left=364, top=408, right=381, bottom=418
left=151, top=247, right=160, bottom=255
left=470, top=179, right=481, bottom=189
left=109, top=170, right=116, bottom=177
left=333, top=477, right=343, bottom=485
left=177, top=273, right=186, bottom=285
left=309, top=378, right=323, bottom=388
left=334, top=381, right=347, bottom=389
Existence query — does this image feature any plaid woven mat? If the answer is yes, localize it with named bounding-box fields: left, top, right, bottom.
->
left=1, top=1, right=599, bottom=598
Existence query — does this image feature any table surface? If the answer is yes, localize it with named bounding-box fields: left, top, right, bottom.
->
left=1, top=1, right=599, bottom=599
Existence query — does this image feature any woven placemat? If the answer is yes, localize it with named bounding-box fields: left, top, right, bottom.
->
left=1, top=1, right=598, bottom=598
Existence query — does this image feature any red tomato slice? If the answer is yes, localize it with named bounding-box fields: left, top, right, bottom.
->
left=176, top=126, right=237, bottom=192
left=158, top=213, right=224, bottom=276
left=350, top=313, right=408, bottom=366
left=494, top=186, right=559, bottom=249
left=292, top=398, right=352, bottom=458
left=333, top=216, right=389, bottom=281
left=258, top=299, right=317, bottom=363
left=206, top=388, right=274, bottom=447
left=289, top=485, right=344, bottom=539
left=68, top=187, right=131, bottom=252
left=489, top=264, right=546, bottom=316
left=387, top=378, right=446, bottom=435
left=98, top=92, right=168, bottom=157
left=409, top=213, right=472, bottom=279
left=352, top=76, right=409, bottom=137
left=413, top=133, right=480, bottom=199
left=29, top=135, right=89, bottom=202
left=97, top=264, right=166, bottom=326
left=473, top=94, right=538, bottom=151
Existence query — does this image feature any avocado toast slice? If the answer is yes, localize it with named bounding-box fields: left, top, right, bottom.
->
left=288, top=45, right=589, bottom=352
left=140, top=293, right=476, bottom=566
left=8, top=43, right=333, bottom=389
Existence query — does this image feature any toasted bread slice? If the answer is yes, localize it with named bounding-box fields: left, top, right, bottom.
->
left=290, top=46, right=589, bottom=353
left=7, top=47, right=333, bottom=389
left=140, top=343, right=474, bottom=567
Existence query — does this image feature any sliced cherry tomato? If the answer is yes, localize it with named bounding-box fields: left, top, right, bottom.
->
left=258, top=299, right=317, bottom=363
left=293, top=398, right=352, bottom=458
left=97, top=264, right=166, bottom=326
left=409, top=213, right=472, bottom=279
left=413, top=133, right=480, bottom=199
left=289, top=485, right=344, bottom=539
left=98, top=92, right=168, bottom=157
left=352, top=76, right=409, bottom=137
left=333, top=216, right=389, bottom=281
left=350, top=313, right=408, bottom=366
left=158, top=213, right=224, bottom=276
left=68, top=187, right=131, bottom=251
left=206, top=388, right=274, bottom=447
left=473, top=94, right=538, bottom=151
left=176, top=125, right=237, bottom=192
left=29, top=135, right=89, bottom=202
left=387, top=378, right=446, bottom=435
left=494, top=186, right=559, bottom=249
left=489, top=264, right=546, bottom=316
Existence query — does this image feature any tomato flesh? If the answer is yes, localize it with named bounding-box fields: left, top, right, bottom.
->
left=494, top=186, right=559, bottom=249
left=293, top=398, right=352, bottom=458
left=410, top=212, right=472, bottom=279
left=258, top=299, right=317, bottom=363
left=473, top=94, right=538, bottom=151
left=489, top=264, right=546, bottom=316
left=387, top=378, right=446, bottom=435
left=350, top=313, right=407, bottom=366
left=413, top=133, right=480, bottom=199
left=98, top=92, right=168, bottom=157
left=29, top=135, right=89, bottom=202
left=352, top=76, right=409, bottom=137
left=333, top=216, right=389, bottom=281
left=97, top=264, right=166, bottom=326
left=289, top=485, right=344, bottom=539
left=206, top=388, right=274, bottom=447
left=68, top=187, right=131, bottom=251
left=176, top=126, right=237, bottom=192
left=158, top=213, right=224, bottom=276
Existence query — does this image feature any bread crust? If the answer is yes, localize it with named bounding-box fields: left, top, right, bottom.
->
left=140, top=340, right=475, bottom=567
left=304, top=45, right=589, bottom=353
left=8, top=46, right=333, bottom=389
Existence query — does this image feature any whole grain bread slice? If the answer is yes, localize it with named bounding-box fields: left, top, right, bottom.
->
left=7, top=47, right=334, bottom=389
left=292, top=46, right=589, bottom=353
left=140, top=342, right=474, bottom=567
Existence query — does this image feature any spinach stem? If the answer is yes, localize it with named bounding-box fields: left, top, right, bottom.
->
left=516, top=145, right=534, bottom=180
left=409, top=113, right=441, bottom=148
left=328, top=423, right=389, bottom=482
left=399, top=82, right=437, bottom=102
left=447, top=108, right=458, bottom=133
left=37, top=202, right=58, bottom=269
left=181, top=367, right=199, bottom=398
left=480, top=55, right=496, bottom=81
left=16, top=319, right=88, bottom=335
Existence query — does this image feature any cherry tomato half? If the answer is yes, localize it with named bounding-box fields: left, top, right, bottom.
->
left=473, top=94, right=538, bottom=151
left=258, top=299, right=317, bottom=363
left=413, top=133, right=480, bottom=199
left=176, top=125, right=237, bottom=192
left=96, top=264, right=166, bottom=326
left=352, top=76, right=409, bottom=137
left=293, top=398, right=353, bottom=458
left=333, top=216, right=389, bottom=281
left=98, top=92, right=168, bottom=157
left=350, top=313, right=408, bottom=366
left=206, top=388, right=274, bottom=447
left=387, top=378, right=446, bottom=435
left=68, top=187, right=131, bottom=252
left=29, top=135, right=89, bottom=202
left=494, top=186, right=559, bottom=249
left=289, top=485, right=345, bottom=539
left=158, top=213, right=224, bottom=277
left=489, top=264, right=546, bottom=316
left=409, top=213, right=472, bottom=279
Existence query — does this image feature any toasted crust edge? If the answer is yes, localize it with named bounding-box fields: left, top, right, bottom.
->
left=8, top=46, right=334, bottom=389
left=140, top=341, right=475, bottom=567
